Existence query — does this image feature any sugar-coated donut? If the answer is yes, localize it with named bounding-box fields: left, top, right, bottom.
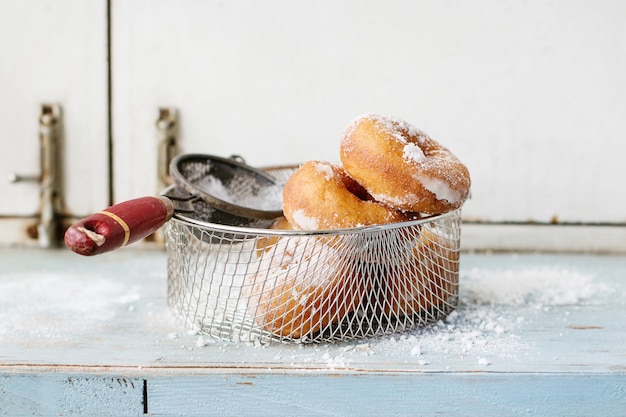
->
left=255, top=216, right=293, bottom=257
left=246, top=114, right=468, bottom=339
left=340, top=114, right=471, bottom=214
left=282, top=160, right=410, bottom=231
left=246, top=232, right=365, bottom=339
left=377, top=228, right=459, bottom=319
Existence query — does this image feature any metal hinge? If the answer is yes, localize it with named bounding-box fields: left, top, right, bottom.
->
left=148, top=107, right=179, bottom=245
left=156, top=107, right=178, bottom=191
left=9, top=104, right=65, bottom=248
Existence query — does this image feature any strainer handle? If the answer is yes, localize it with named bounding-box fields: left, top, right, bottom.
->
left=64, top=196, right=174, bottom=256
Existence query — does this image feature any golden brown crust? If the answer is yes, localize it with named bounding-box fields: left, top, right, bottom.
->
left=246, top=114, right=467, bottom=338
left=340, top=114, right=471, bottom=214
left=246, top=234, right=365, bottom=339
left=377, top=228, right=459, bottom=317
left=254, top=216, right=293, bottom=257
left=282, top=160, right=409, bottom=230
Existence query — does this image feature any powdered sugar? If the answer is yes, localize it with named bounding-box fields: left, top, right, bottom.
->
left=361, top=113, right=426, bottom=141
left=313, top=161, right=336, bottom=180
left=291, top=209, right=319, bottom=230
left=416, top=173, right=462, bottom=204
left=261, top=261, right=613, bottom=368
left=0, top=271, right=143, bottom=340
left=342, top=113, right=470, bottom=210
left=195, top=172, right=283, bottom=211
left=358, top=264, right=610, bottom=363
left=5, top=248, right=619, bottom=374
left=370, top=190, right=418, bottom=209
left=403, top=143, right=426, bottom=163
left=461, top=266, right=608, bottom=307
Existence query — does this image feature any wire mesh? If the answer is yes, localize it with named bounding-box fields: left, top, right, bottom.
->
left=165, top=208, right=462, bottom=344
left=170, top=154, right=283, bottom=220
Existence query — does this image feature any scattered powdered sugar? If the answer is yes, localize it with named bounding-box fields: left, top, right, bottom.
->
left=7, top=251, right=606, bottom=370
left=461, top=266, right=609, bottom=307
left=313, top=161, right=335, bottom=180
left=363, top=113, right=425, bottom=142
left=478, top=357, right=492, bottom=366
left=0, top=271, right=143, bottom=340
left=370, top=190, right=418, bottom=209
left=404, top=120, right=425, bottom=138
left=348, top=113, right=468, bottom=206
left=343, top=114, right=425, bottom=150
left=195, top=172, right=283, bottom=211
left=291, top=209, right=320, bottom=230
left=403, top=143, right=426, bottom=163
left=415, top=173, right=462, bottom=204
left=261, top=263, right=612, bottom=368
left=359, top=265, right=610, bottom=362
left=196, top=175, right=235, bottom=201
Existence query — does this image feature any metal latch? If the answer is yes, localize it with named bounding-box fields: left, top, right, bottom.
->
left=9, top=104, right=64, bottom=247
left=149, top=107, right=178, bottom=245
left=156, top=107, right=178, bottom=191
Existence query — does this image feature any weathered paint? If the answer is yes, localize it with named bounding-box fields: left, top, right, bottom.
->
left=0, top=375, right=144, bottom=416
left=1, top=373, right=624, bottom=416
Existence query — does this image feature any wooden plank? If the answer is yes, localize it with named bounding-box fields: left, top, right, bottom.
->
left=147, top=373, right=626, bottom=417
left=2, top=371, right=623, bottom=416
left=0, top=374, right=144, bottom=417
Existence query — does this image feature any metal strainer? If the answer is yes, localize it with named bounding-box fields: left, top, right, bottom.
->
left=65, top=154, right=283, bottom=256
left=170, top=153, right=283, bottom=220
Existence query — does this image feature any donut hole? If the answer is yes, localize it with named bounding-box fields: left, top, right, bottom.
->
left=341, top=173, right=372, bottom=202
left=283, top=161, right=410, bottom=231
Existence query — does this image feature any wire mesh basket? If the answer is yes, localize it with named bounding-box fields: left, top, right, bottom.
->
left=164, top=166, right=462, bottom=344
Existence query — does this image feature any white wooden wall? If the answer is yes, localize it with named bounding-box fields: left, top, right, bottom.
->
left=112, top=0, right=626, bottom=226
left=0, top=0, right=109, bottom=244
left=2, top=0, right=626, bottom=250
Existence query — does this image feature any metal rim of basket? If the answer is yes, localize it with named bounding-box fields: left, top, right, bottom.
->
left=173, top=207, right=461, bottom=236
left=165, top=161, right=462, bottom=236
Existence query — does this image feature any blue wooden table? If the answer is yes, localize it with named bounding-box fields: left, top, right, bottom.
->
left=1, top=248, right=625, bottom=416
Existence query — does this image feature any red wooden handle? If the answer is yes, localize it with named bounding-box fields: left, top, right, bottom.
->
left=64, top=196, right=175, bottom=256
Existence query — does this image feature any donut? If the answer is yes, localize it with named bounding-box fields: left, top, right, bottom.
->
left=376, top=227, right=459, bottom=320
left=245, top=114, right=467, bottom=339
left=340, top=114, right=471, bottom=214
left=255, top=216, right=293, bottom=257
left=246, top=233, right=365, bottom=339
left=282, top=160, right=410, bottom=231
